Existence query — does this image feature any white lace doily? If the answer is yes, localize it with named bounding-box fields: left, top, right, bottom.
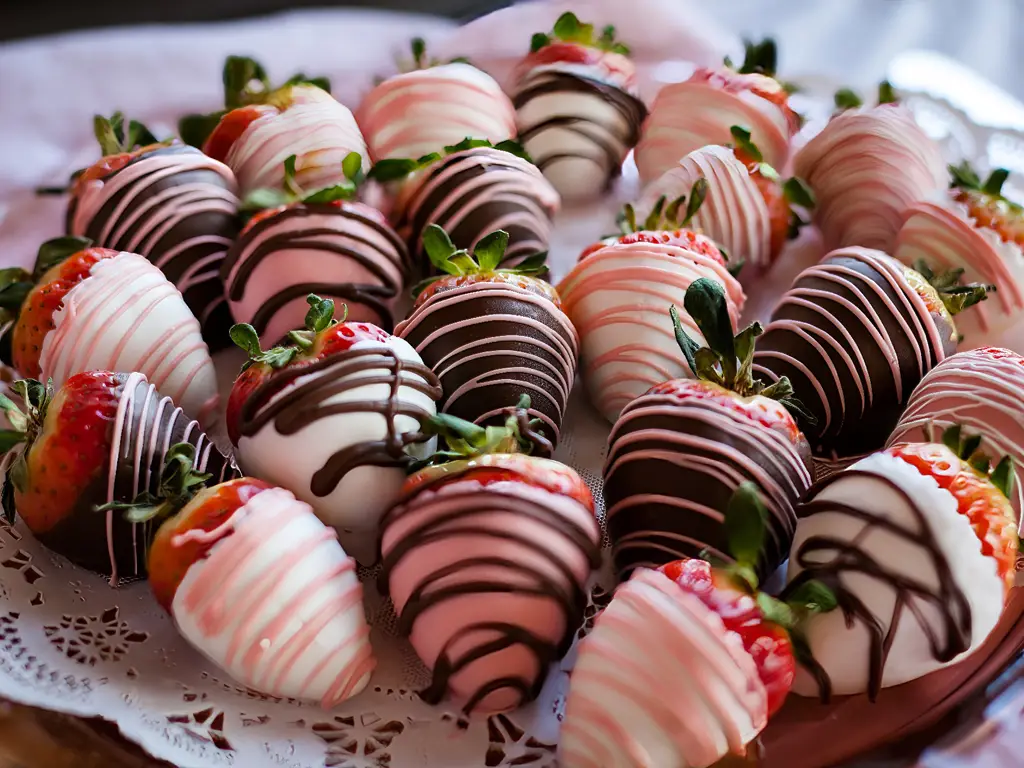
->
left=1, top=68, right=1023, bottom=768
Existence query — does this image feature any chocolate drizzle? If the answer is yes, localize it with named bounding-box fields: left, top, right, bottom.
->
left=784, top=469, right=973, bottom=703
left=395, top=282, right=578, bottom=447
left=37, top=373, right=238, bottom=581
left=238, top=346, right=442, bottom=496
left=67, top=144, right=240, bottom=350
left=604, top=391, right=812, bottom=579
left=222, top=203, right=409, bottom=334
left=394, top=147, right=559, bottom=270
left=379, top=481, right=601, bottom=714
left=752, top=248, right=956, bottom=458
left=513, top=70, right=647, bottom=191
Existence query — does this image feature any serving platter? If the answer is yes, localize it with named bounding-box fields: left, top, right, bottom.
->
left=1, top=10, right=1024, bottom=768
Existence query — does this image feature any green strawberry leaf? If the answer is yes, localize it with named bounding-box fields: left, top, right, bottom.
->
left=342, top=151, right=364, bottom=184
left=683, top=277, right=736, bottom=382
left=34, top=237, right=94, bottom=280
left=669, top=304, right=702, bottom=377
left=229, top=323, right=263, bottom=359
left=949, top=160, right=983, bottom=191
left=508, top=251, right=550, bottom=275
left=1, top=474, right=15, bottom=525
left=991, top=455, right=1015, bottom=500
left=411, top=37, right=428, bottom=69
left=984, top=168, right=1010, bottom=197
left=178, top=111, right=226, bottom=148
left=223, top=55, right=270, bottom=109
left=683, top=178, right=709, bottom=226
left=877, top=80, right=899, bottom=105
left=475, top=230, right=510, bottom=273
left=240, top=188, right=292, bottom=212
left=833, top=87, right=863, bottom=111
left=367, top=158, right=425, bottom=183
left=786, top=578, right=838, bottom=614
left=783, top=177, right=816, bottom=209
left=0, top=430, right=26, bottom=453
left=738, top=38, right=778, bottom=76
left=725, top=481, right=767, bottom=568
left=729, top=125, right=762, bottom=163
left=756, top=592, right=795, bottom=627
left=422, top=224, right=461, bottom=273
left=302, top=182, right=357, bottom=204
left=304, top=294, right=337, bottom=334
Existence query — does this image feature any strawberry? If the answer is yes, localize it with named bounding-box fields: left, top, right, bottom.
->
left=887, top=425, right=1018, bottom=591
left=0, top=237, right=118, bottom=378
left=68, top=112, right=166, bottom=198
left=578, top=178, right=733, bottom=269
left=948, top=161, right=1024, bottom=248
left=658, top=483, right=837, bottom=717
left=412, top=224, right=555, bottom=307
left=729, top=125, right=816, bottom=256
left=225, top=294, right=391, bottom=444
left=178, top=55, right=331, bottom=150
left=145, top=476, right=274, bottom=611
left=380, top=395, right=600, bottom=713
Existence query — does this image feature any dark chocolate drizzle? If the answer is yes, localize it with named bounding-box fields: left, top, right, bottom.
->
left=37, top=373, right=239, bottom=581
left=238, top=346, right=442, bottom=496
left=783, top=469, right=973, bottom=703
left=67, top=144, right=241, bottom=350
left=513, top=71, right=647, bottom=190
left=379, top=486, right=601, bottom=714
left=222, top=204, right=410, bottom=333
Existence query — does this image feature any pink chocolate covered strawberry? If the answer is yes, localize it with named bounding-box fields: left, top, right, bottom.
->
left=560, top=483, right=835, bottom=768
left=379, top=396, right=601, bottom=715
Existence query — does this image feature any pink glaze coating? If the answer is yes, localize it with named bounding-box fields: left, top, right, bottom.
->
left=636, top=144, right=772, bottom=273
left=794, top=104, right=948, bottom=252
left=226, top=86, right=368, bottom=196
left=634, top=68, right=797, bottom=188
left=357, top=63, right=516, bottom=162
left=39, top=252, right=219, bottom=426
left=380, top=471, right=600, bottom=715
left=171, top=485, right=375, bottom=707
left=894, top=193, right=1024, bottom=347
left=887, top=347, right=1024, bottom=526
left=559, top=567, right=767, bottom=768
left=557, top=240, right=746, bottom=423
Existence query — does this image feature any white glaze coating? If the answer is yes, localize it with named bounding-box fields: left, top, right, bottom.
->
left=172, top=486, right=375, bottom=706
left=39, top=252, right=219, bottom=426
left=788, top=452, right=1003, bottom=697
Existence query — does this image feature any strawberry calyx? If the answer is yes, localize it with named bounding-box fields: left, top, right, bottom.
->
left=178, top=55, right=331, bottom=148
left=910, top=259, right=992, bottom=319
left=529, top=12, right=630, bottom=56
left=671, top=277, right=816, bottom=424
left=413, top=223, right=551, bottom=305
left=940, top=424, right=1016, bottom=500
left=94, top=442, right=212, bottom=530
left=240, top=151, right=364, bottom=216
left=403, top=37, right=471, bottom=72
left=229, top=293, right=346, bottom=371
left=0, top=236, right=95, bottom=328
left=366, top=137, right=532, bottom=183
left=833, top=80, right=900, bottom=112
left=618, top=178, right=708, bottom=239
left=949, top=160, right=1023, bottom=214
left=0, top=378, right=53, bottom=524
left=414, top=394, right=553, bottom=473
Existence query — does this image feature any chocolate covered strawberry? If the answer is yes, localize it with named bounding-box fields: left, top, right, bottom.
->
left=560, top=184, right=748, bottom=422
left=136, top=474, right=375, bottom=706
left=379, top=396, right=601, bottom=715
left=180, top=56, right=366, bottom=196
left=605, top=277, right=813, bottom=580
left=224, top=152, right=410, bottom=340
left=635, top=38, right=801, bottom=186
left=226, top=294, right=441, bottom=561
left=61, top=112, right=239, bottom=349
left=0, top=237, right=219, bottom=425
left=0, top=371, right=235, bottom=581
left=512, top=12, right=647, bottom=201
left=895, top=162, right=1024, bottom=347
left=395, top=224, right=577, bottom=447
left=560, top=483, right=835, bottom=768
left=788, top=427, right=1017, bottom=699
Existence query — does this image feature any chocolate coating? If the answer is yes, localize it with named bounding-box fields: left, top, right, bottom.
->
left=752, top=248, right=956, bottom=459
left=513, top=70, right=646, bottom=193
left=604, top=390, right=813, bottom=580
left=67, top=144, right=240, bottom=350
left=222, top=202, right=409, bottom=336
left=395, top=281, right=578, bottom=446
left=393, top=146, right=560, bottom=270
left=37, top=373, right=238, bottom=581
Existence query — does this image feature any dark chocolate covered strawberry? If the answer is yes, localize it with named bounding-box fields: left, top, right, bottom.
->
left=0, top=371, right=236, bottom=581
left=396, top=224, right=577, bottom=447
left=605, top=277, right=813, bottom=580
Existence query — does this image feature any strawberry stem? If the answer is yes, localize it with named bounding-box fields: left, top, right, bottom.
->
left=0, top=379, right=54, bottom=524
left=230, top=294, right=345, bottom=370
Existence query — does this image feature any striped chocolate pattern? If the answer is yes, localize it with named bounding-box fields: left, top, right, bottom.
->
left=67, top=144, right=240, bottom=349
left=604, top=389, right=812, bottom=580
left=393, top=146, right=560, bottom=269
left=395, top=281, right=579, bottom=446
left=752, top=247, right=956, bottom=458
left=36, top=372, right=238, bottom=583
left=222, top=202, right=410, bottom=340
